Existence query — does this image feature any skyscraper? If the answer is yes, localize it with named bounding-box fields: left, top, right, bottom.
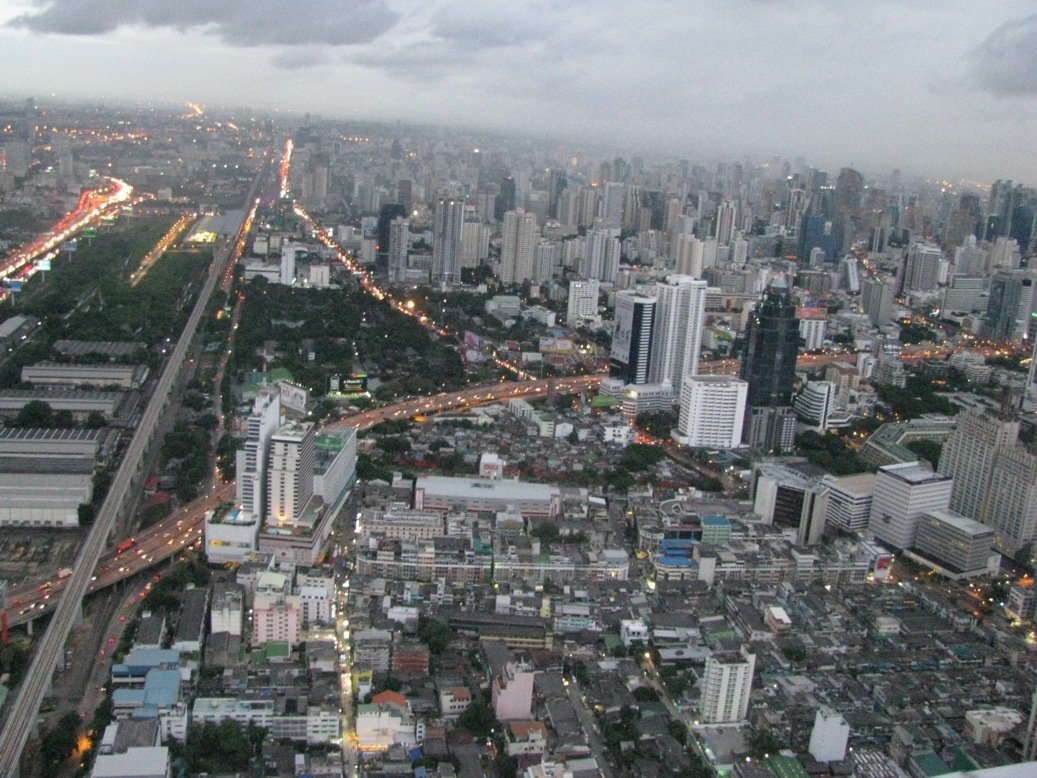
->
left=609, top=291, right=656, bottom=385
left=266, top=420, right=316, bottom=526
left=585, top=228, right=621, bottom=283
left=899, top=242, right=944, bottom=296
left=649, top=275, right=707, bottom=388
left=714, top=199, right=736, bottom=245
left=236, top=387, right=282, bottom=522
left=432, top=198, right=464, bottom=286
left=740, top=283, right=799, bottom=451
left=494, top=175, right=516, bottom=222
left=499, top=209, right=538, bottom=285
left=939, top=409, right=1037, bottom=554
left=861, top=277, right=895, bottom=327
left=388, top=216, right=409, bottom=283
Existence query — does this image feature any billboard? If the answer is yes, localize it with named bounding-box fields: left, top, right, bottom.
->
left=279, top=381, right=309, bottom=414
left=463, top=330, right=481, bottom=349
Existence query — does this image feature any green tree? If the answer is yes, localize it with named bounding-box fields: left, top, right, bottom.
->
left=78, top=503, right=96, bottom=527
left=39, top=712, right=81, bottom=778
left=417, top=616, right=452, bottom=654
left=747, top=725, right=785, bottom=758
left=14, top=400, right=53, bottom=427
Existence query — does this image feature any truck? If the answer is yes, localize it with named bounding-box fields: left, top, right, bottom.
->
left=56, top=568, right=72, bottom=580
left=115, top=538, right=136, bottom=555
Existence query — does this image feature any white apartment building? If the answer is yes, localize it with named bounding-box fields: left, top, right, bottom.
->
left=673, top=375, right=747, bottom=447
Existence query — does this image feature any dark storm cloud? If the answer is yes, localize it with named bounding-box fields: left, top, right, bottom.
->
left=7, top=0, right=398, bottom=47
left=967, top=13, right=1037, bottom=96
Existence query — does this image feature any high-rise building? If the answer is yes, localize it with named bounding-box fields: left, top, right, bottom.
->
left=673, top=375, right=747, bottom=447
left=547, top=169, right=567, bottom=220
left=798, top=214, right=836, bottom=262
left=1024, top=336, right=1037, bottom=411
left=714, top=200, right=736, bottom=245
left=835, top=167, right=864, bottom=215
left=566, top=279, right=599, bottom=326
left=388, top=216, right=409, bottom=283
left=794, top=381, right=836, bottom=429
left=495, top=176, right=516, bottom=221
left=914, top=510, right=995, bottom=575
left=900, top=241, right=945, bottom=296
left=674, top=233, right=704, bottom=278
left=741, top=283, right=799, bottom=451
left=432, top=198, right=464, bottom=285
left=499, top=209, right=538, bottom=284
left=861, top=277, right=895, bottom=327
left=609, top=292, right=656, bottom=385
left=267, top=421, right=316, bottom=526
left=700, top=646, right=755, bottom=724
left=819, top=473, right=875, bottom=534
left=939, top=409, right=1019, bottom=521
left=649, top=275, right=707, bottom=388
left=868, top=461, right=952, bottom=550
left=984, top=270, right=1037, bottom=341
left=236, top=388, right=283, bottom=521
left=798, top=313, right=827, bottom=351
left=585, top=228, right=621, bottom=282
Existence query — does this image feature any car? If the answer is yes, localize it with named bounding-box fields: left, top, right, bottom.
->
left=107, top=636, right=116, bottom=645
left=119, top=615, right=127, bottom=622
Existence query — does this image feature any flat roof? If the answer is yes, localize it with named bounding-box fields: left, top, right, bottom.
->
left=881, top=461, right=949, bottom=485
left=922, top=510, right=994, bottom=537
left=91, top=747, right=168, bottom=778
left=417, top=475, right=558, bottom=501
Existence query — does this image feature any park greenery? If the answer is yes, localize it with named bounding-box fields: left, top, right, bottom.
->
left=231, top=278, right=465, bottom=399
left=796, top=430, right=868, bottom=475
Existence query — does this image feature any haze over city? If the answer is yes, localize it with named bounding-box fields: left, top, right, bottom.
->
left=1, top=0, right=1036, bottom=180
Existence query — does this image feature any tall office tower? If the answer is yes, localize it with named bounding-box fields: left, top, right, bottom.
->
left=939, top=409, right=1019, bottom=520
left=1025, top=336, right=1037, bottom=411
left=675, top=233, right=704, bottom=278
left=663, top=197, right=684, bottom=233
left=714, top=199, right=737, bottom=245
left=954, top=236, right=987, bottom=275
left=840, top=256, right=860, bottom=292
left=984, top=444, right=1037, bottom=554
left=798, top=214, right=836, bottom=262
left=984, top=270, right=1037, bottom=341
left=376, top=203, right=407, bottom=255
left=236, top=387, right=283, bottom=521
left=432, top=198, right=464, bottom=286
left=267, top=421, right=316, bottom=526
left=740, top=283, right=799, bottom=451
left=649, top=275, right=708, bottom=388
left=609, top=291, right=656, bottom=385
left=835, top=167, right=864, bottom=215
left=861, top=277, right=895, bottom=327
left=566, top=278, right=600, bottom=326
left=534, top=239, right=560, bottom=283
left=387, top=216, right=409, bottom=283
left=547, top=169, right=567, bottom=219
left=556, top=187, right=579, bottom=227
left=868, top=461, right=952, bottom=550
left=460, top=208, right=487, bottom=270
left=577, top=187, right=600, bottom=228
left=500, top=209, right=539, bottom=284
left=673, top=375, right=747, bottom=447
left=700, top=646, right=756, bottom=724
left=990, top=236, right=1022, bottom=270
left=899, top=241, right=944, bottom=296
left=943, top=193, right=982, bottom=248
left=601, top=181, right=625, bottom=228
left=494, top=176, right=516, bottom=221
left=783, top=187, right=808, bottom=233
left=585, top=228, right=621, bottom=282
left=732, top=236, right=748, bottom=266
left=986, top=179, right=1015, bottom=238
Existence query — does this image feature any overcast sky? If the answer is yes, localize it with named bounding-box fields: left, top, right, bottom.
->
left=1, top=0, right=1036, bottom=183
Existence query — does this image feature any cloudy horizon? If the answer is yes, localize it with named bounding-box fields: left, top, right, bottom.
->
left=1, top=0, right=1036, bottom=183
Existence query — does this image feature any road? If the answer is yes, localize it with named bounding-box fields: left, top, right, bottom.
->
left=565, top=680, right=615, bottom=777
left=0, top=182, right=258, bottom=773
left=0, top=178, right=134, bottom=281
left=327, top=375, right=606, bottom=432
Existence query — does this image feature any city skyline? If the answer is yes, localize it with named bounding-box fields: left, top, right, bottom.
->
left=0, top=1, right=1035, bottom=182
